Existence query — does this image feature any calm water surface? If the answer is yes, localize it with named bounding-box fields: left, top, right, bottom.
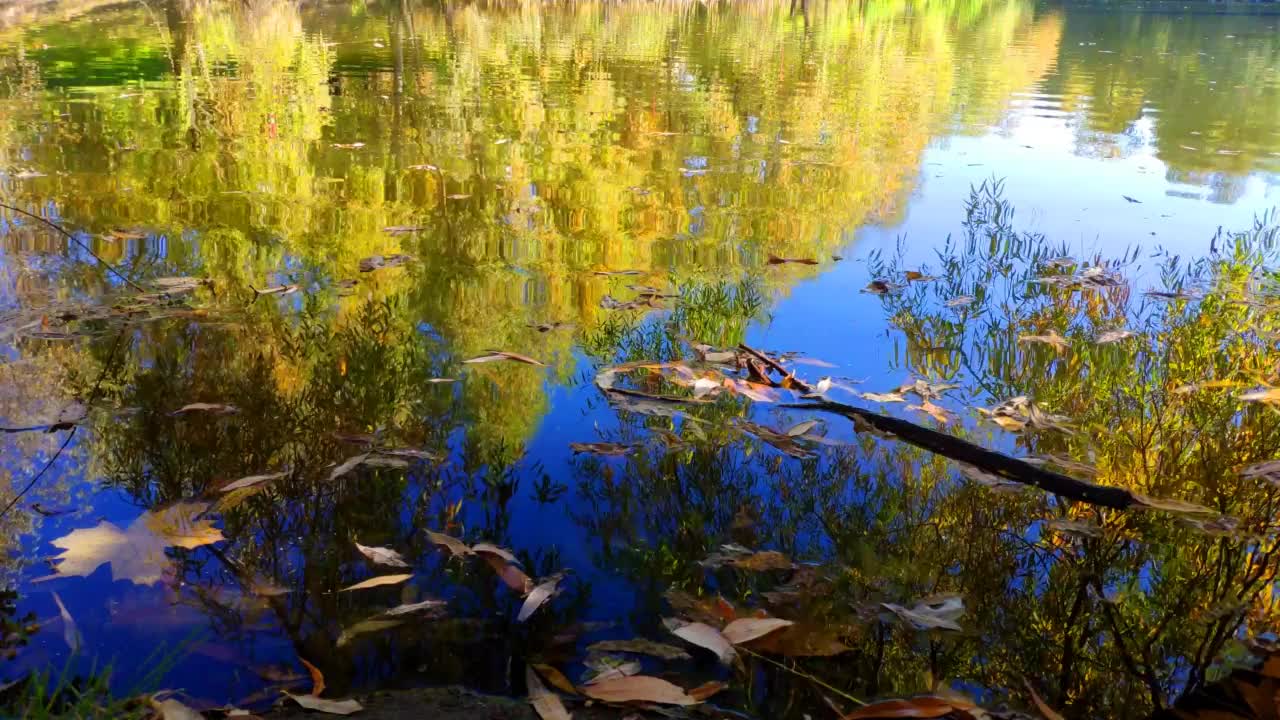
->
left=1, top=0, right=1279, bottom=716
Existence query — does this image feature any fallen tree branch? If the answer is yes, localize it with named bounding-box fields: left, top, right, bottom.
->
left=737, top=343, right=1135, bottom=510
left=787, top=399, right=1135, bottom=509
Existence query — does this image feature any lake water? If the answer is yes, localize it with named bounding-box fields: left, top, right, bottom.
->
left=1, top=0, right=1280, bottom=717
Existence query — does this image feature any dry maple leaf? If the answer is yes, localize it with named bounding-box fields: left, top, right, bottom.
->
left=38, top=502, right=224, bottom=586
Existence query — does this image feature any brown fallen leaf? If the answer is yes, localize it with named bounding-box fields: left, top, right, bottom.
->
left=284, top=692, right=363, bottom=715
left=768, top=255, right=820, bottom=266
left=150, top=697, right=205, bottom=720
left=471, top=543, right=519, bottom=564
left=586, top=639, right=691, bottom=661
left=463, top=350, right=546, bottom=367
left=688, top=681, right=727, bottom=701
left=532, top=664, right=578, bottom=696
left=864, top=280, right=894, bottom=295
left=1094, top=329, right=1136, bottom=344
left=861, top=391, right=906, bottom=404
left=383, top=226, right=427, bottom=235
left=1240, top=387, right=1280, bottom=404
left=299, top=657, right=325, bottom=697
left=339, top=574, right=412, bottom=592
left=721, top=617, right=793, bottom=645
left=904, top=270, right=936, bottom=282
left=425, top=530, right=472, bottom=557
left=568, top=442, right=635, bottom=457
left=355, top=542, right=409, bottom=568
left=592, top=269, right=644, bottom=277
left=327, top=454, right=370, bottom=482
left=220, top=471, right=288, bottom=493
left=482, top=553, right=534, bottom=594
left=581, top=657, right=642, bottom=685
left=841, top=695, right=971, bottom=719
left=518, top=577, right=561, bottom=622
left=668, top=620, right=736, bottom=664
left=579, top=676, right=698, bottom=706
left=729, top=551, right=794, bottom=572
left=357, top=254, right=415, bottom=273
left=526, top=665, right=571, bottom=720
left=907, top=400, right=953, bottom=424
left=171, top=402, right=238, bottom=416
left=1019, top=330, right=1070, bottom=353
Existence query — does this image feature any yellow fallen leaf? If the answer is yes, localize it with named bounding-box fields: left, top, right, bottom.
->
left=339, top=574, right=412, bottom=592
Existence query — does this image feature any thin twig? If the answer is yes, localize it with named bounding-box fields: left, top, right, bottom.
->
left=0, top=202, right=147, bottom=293
left=738, top=645, right=865, bottom=707
left=0, top=330, right=127, bottom=521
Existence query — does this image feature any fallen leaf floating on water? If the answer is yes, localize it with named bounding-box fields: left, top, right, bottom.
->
left=382, top=225, right=427, bottom=235
left=579, top=676, right=699, bottom=706
left=284, top=692, right=363, bottom=716
left=38, top=501, right=224, bottom=585
left=702, top=546, right=794, bottom=572
left=1130, top=493, right=1220, bottom=516
left=1241, top=459, right=1280, bottom=483
left=907, top=400, right=953, bottom=424
left=692, top=377, right=721, bottom=398
left=483, top=553, right=535, bottom=594
left=687, top=681, right=728, bottom=702
left=1019, top=330, right=1070, bottom=353
left=328, top=454, right=370, bottom=482
left=721, top=618, right=793, bottom=645
left=339, top=574, right=412, bottom=592
left=1046, top=518, right=1103, bottom=539
left=667, top=619, right=736, bottom=664
left=445, top=194, right=471, bottom=200
left=944, top=295, right=975, bottom=308
left=378, top=599, right=447, bottom=619
left=881, top=594, right=965, bottom=632
left=252, top=284, right=299, bottom=296
left=357, top=253, right=415, bottom=273
left=299, top=657, right=325, bottom=697
left=52, top=592, right=81, bottom=654
left=581, top=656, right=642, bottom=685
left=568, top=442, right=635, bottom=457
left=1123, top=195, right=1142, bottom=203
left=904, top=270, right=936, bottom=282
left=532, top=664, right=578, bottom=696
left=354, top=542, right=409, bottom=568
left=784, top=419, right=821, bottom=437
left=518, top=576, right=561, bottom=622
left=586, top=639, right=691, bottom=661
left=149, top=698, right=204, bottom=720
left=526, top=665, right=571, bottom=720
left=336, top=618, right=404, bottom=647
left=152, top=277, right=207, bottom=293
left=219, top=471, right=288, bottom=493
left=860, top=391, right=906, bottom=404
left=864, top=280, right=893, bottom=295
left=767, top=255, right=820, bottom=266
left=463, top=350, right=546, bottom=367
left=1240, top=387, right=1280, bottom=404
left=331, top=142, right=365, bottom=150
left=424, top=530, right=473, bottom=558
left=1095, top=328, right=1137, bottom=344
left=841, top=695, right=975, bottom=719
left=171, top=402, right=238, bottom=416
left=592, top=269, right=643, bottom=277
